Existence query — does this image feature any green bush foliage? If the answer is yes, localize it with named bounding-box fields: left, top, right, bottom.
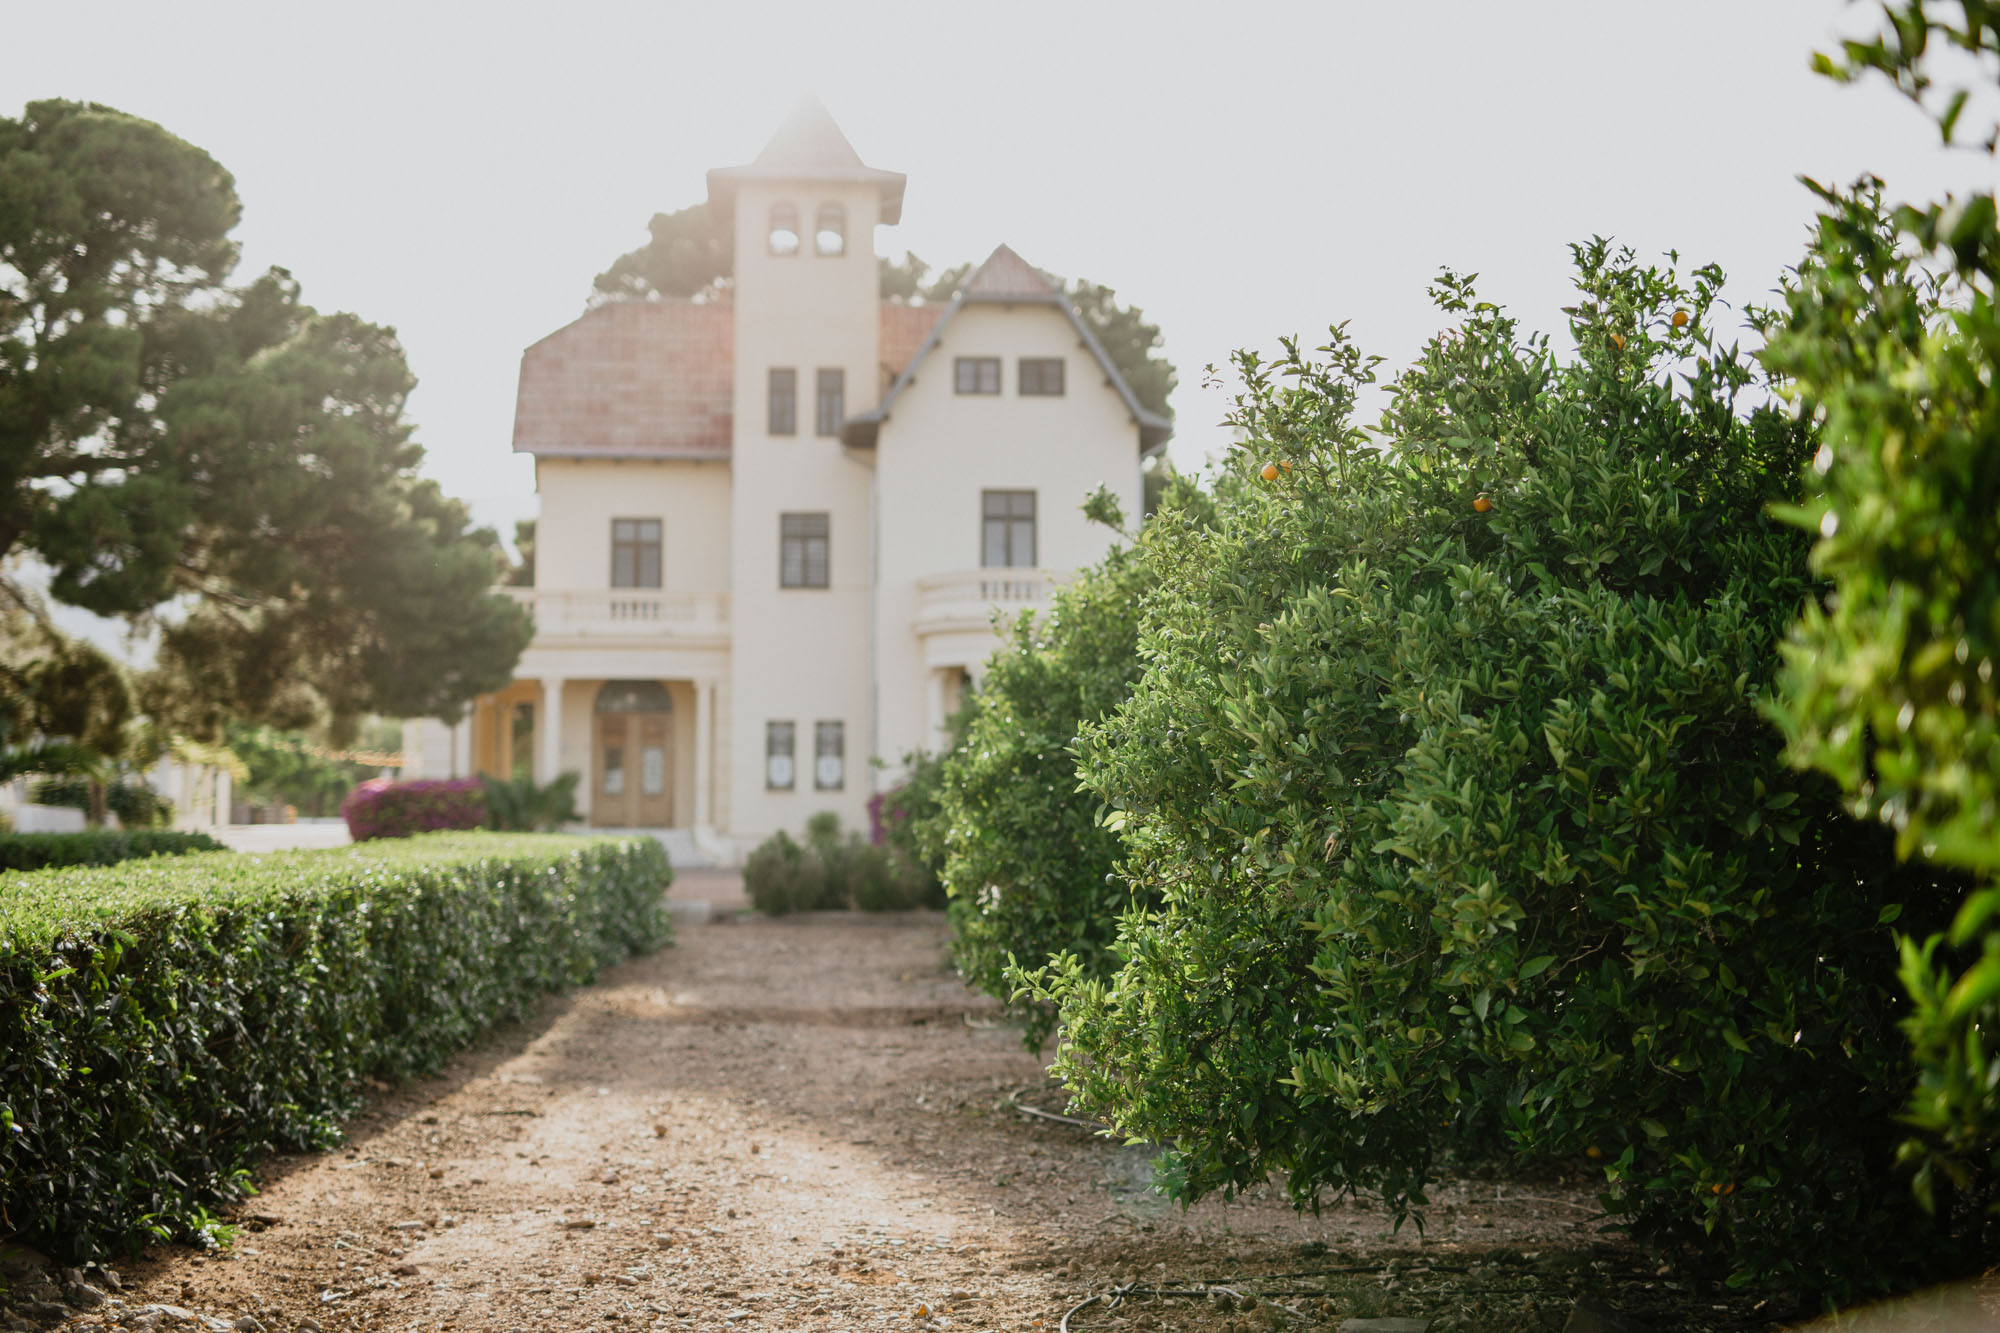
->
left=29, top=776, right=172, bottom=828
left=1027, top=246, right=1977, bottom=1304
left=743, top=813, right=935, bottom=914
left=938, top=478, right=1211, bottom=1048
left=0, top=830, right=223, bottom=872
left=1763, top=9, right=2000, bottom=1221
left=744, top=827, right=836, bottom=914
left=0, top=832, right=670, bottom=1260
left=480, top=771, right=582, bottom=831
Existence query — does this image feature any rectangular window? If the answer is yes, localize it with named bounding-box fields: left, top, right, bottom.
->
left=1018, top=357, right=1066, bottom=396
left=610, top=518, right=662, bottom=588
left=954, top=356, right=1001, bottom=395
left=815, top=367, right=845, bottom=436
left=768, top=367, right=797, bottom=435
left=765, top=721, right=795, bottom=791
left=981, top=490, right=1037, bottom=568
left=780, top=512, right=830, bottom=588
left=814, top=721, right=845, bottom=791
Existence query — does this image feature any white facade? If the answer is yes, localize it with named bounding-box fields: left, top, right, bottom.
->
left=466, top=99, right=1168, bottom=858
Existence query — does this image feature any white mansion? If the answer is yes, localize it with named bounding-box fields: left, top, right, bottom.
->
left=405, top=99, right=1170, bottom=859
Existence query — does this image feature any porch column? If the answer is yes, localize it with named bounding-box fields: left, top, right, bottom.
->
left=694, top=676, right=715, bottom=831
left=451, top=719, right=472, bottom=778
left=540, top=677, right=565, bottom=784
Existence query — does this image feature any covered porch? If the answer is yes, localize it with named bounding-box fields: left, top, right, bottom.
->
left=467, top=674, right=724, bottom=833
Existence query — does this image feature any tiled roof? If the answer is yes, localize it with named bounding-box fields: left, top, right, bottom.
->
left=881, top=303, right=946, bottom=382
left=511, top=301, right=954, bottom=459
left=959, top=244, right=1057, bottom=301
left=512, top=302, right=734, bottom=460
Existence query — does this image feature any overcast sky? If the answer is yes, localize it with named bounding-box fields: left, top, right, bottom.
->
left=6, top=1, right=1997, bottom=552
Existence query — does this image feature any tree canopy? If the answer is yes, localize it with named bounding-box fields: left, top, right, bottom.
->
left=591, top=210, right=1177, bottom=420
left=0, top=100, right=531, bottom=740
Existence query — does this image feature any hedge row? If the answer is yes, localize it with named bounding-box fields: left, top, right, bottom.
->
left=0, top=830, right=225, bottom=872
left=0, top=832, right=672, bottom=1260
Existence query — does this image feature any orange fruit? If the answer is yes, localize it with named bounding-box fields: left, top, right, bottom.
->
left=1672, top=309, right=1689, bottom=328
left=1473, top=496, right=1493, bottom=513
left=1261, top=463, right=1280, bottom=481
left=1280, top=460, right=1293, bottom=473
left=1610, top=332, right=1626, bottom=351
left=1585, top=1146, right=1603, bottom=1160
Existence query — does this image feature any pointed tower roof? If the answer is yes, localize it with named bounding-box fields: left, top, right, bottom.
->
left=842, top=243, right=1173, bottom=456
left=707, top=96, right=907, bottom=226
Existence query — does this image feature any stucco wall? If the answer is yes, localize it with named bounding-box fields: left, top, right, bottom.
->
left=535, top=458, right=731, bottom=595
left=725, top=179, right=882, bottom=842
left=872, top=301, right=1143, bottom=771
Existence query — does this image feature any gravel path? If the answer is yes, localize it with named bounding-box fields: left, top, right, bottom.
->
left=77, top=906, right=1647, bottom=1333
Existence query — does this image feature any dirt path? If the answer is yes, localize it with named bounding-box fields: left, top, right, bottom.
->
left=83, top=899, right=1712, bottom=1333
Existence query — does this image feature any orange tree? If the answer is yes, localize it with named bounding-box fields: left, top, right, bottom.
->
left=935, top=475, right=1211, bottom=1046
left=1026, top=246, right=1982, bottom=1306
left=1760, top=0, right=2000, bottom=1229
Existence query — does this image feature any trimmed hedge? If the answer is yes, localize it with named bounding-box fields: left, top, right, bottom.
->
left=0, top=830, right=225, bottom=872
left=340, top=777, right=486, bottom=840
left=0, top=832, right=671, bottom=1260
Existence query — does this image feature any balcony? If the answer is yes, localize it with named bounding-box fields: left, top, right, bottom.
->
left=913, top=568, right=1057, bottom=640
left=507, top=588, right=731, bottom=641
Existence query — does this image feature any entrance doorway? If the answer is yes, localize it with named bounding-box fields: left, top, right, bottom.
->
left=592, top=681, right=673, bottom=827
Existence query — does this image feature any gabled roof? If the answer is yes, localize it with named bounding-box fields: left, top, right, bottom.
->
left=512, top=301, right=950, bottom=460
left=707, top=96, right=907, bottom=227
left=842, top=245, right=1173, bottom=456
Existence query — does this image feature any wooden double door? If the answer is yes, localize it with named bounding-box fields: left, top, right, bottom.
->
left=594, top=709, right=673, bottom=827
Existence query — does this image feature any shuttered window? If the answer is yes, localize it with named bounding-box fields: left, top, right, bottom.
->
left=814, top=721, right=845, bottom=791
left=981, top=490, right=1036, bottom=568
left=954, top=357, right=1001, bottom=394
left=1018, top=357, right=1065, bottom=395
left=780, top=512, right=830, bottom=588
left=816, top=368, right=845, bottom=436
left=768, top=368, right=797, bottom=435
left=610, top=518, right=662, bottom=588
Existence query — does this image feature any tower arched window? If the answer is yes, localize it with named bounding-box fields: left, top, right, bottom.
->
left=815, top=203, right=846, bottom=257
left=767, top=203, right=800, bottom=257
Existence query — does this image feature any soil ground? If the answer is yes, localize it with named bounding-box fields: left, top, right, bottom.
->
left=43, top=876, right=1808, bottom=1332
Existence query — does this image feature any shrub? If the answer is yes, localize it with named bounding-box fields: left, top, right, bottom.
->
left=340, top=777, right=486, bottom=840
left=0, top=830, right=224, bottom=872
left=744, top=813, right=936, bottom=914
left=1755, top=87, right=2000, bottom=1215
left=743, top=828, right=832, bottom=914
left=874, top=700, right=979, bottom=900
left=1029, top=247, right=1976, bottom=1305
left=27, top=777, right=172, bottom=829
left=0, top=831, right=670, bottom=1260
left=480, top=771, right=582, bottom=831
left=936, top=478, right=1210, bottom=1047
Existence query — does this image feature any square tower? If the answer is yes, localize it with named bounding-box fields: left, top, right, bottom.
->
left=708, top=99, right=905, bottom=839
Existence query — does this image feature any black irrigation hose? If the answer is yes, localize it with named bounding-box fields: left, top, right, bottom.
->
left=1008, top=1089, right=1106, bottom=1132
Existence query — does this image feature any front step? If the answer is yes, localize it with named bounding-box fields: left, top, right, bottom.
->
left=648, top=828, right=712, bottom=870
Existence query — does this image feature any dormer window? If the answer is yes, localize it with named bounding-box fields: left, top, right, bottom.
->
left=768, top=203, right=800, bottom=256
left=815, top=203, right=846, bottom=256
